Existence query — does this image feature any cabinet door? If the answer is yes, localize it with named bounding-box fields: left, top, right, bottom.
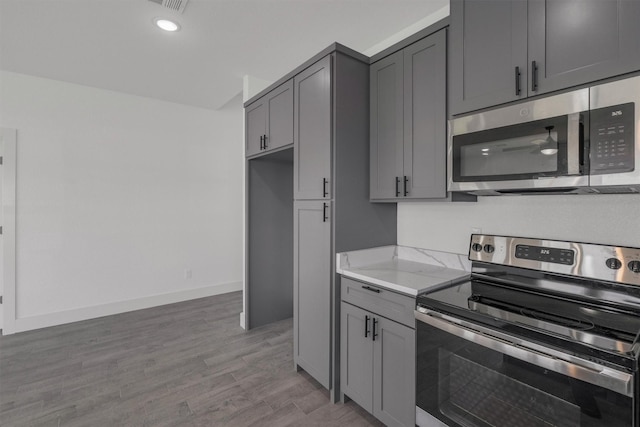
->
left=450, top=0, right=528, bottom=115
left=340, top=302, right=374, bottom=412
left=294, top=56, right=332, bottom=200
left=245, top=99, right=266, bottom=157
left=370, top=51, right=404, bottom=200
left=528, top=0, right=640, bottom=96
left=373, top=317, right=415, bottom=427
left=266, top=79, right=294, bottom=152
left=403, top=30, right=447, bottom=199
left=293, top=200, right=331, bottom=389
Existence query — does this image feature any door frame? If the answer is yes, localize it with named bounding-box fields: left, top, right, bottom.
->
left=1, top=127, right=17, bottom=335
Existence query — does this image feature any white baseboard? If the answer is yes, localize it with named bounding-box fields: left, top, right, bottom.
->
left=8, top=281, right=242, bottom=335
left=239, top=311, right=245, bottom=329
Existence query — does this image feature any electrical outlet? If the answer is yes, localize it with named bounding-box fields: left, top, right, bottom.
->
left=471, top=227, right=482, bottom=235
left=184, top=269, right=192, bottom=279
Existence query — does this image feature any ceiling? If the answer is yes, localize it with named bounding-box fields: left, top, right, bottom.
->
left=0, top=0, right=448, bottom=110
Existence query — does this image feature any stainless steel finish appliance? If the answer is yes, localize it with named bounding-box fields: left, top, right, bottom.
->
left=415, top=234, right=640, bottom=427
left=448, top=75, right=640, bottom=196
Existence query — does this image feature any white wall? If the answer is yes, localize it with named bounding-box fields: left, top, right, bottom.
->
left=0, top=71, right=243, bottom=333
left=398, top=194, right=640, bottom=255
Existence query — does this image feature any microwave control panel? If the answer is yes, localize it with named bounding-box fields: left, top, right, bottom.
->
left=590, top=102, right=635, bottom=174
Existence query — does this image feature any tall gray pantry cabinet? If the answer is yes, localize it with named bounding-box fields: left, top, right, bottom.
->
left=244, top=44, right=397, bottom=400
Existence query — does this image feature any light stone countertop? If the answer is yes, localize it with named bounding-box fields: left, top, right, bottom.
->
left=337, top=245, right=471, bottom=297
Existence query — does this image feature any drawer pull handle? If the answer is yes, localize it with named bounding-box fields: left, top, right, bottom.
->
left=362, top=285, right=381, bottom=293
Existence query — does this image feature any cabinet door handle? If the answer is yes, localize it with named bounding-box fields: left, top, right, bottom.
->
left=322, top=202, right=328, bottom=222
left=403, top=175, right=409, bottom=196
left=395, top=177, right=400, bottom=197
left=531, top=61, right=538, bottom=92
left=263, top=134, right=268, bottom=149
left=372, top=318, right=378, bottom=341
left=515, top=66, right=521, bottom=96
left=259, top=135, right=264, bottom=150
left=323, top=178, right=328, bottom=198
left=362, top=285, right=381, bottom=294
left=365, top=315, right=370, bottom=338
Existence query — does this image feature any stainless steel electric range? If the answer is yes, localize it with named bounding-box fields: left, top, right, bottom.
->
left=415, top=234, right=640, bottom=427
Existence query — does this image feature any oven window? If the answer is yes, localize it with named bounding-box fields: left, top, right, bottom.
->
left=416, top=321, right=633, bottom=427
left=439, top=350, right=581, bottom=427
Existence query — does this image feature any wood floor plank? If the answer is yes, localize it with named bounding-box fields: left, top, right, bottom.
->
left=0, top=291, right=383, bottom=426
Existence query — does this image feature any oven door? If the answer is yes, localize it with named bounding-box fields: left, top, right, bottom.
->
left=448, top=89, right=589, bottom=195
left=415, top=309, right=635, bottom=427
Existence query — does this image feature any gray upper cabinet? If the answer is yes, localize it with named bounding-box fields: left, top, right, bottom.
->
left=245, top=100, right=266, bottom=157
left=294, top=56, right=332, bottom=200
left=294, top=200, right=332, bottom=389
left=245, top=79, right=294, bottom=157
left=403, top=32, right=447, bottom=199
left=370, top=51, right=404, bottom=200
left=370, top=29, right=448, bottom=201
left=529, top=0, right=640, bottom=96
left=450, top=0, right=640, bottom=116
left=450, top=0, right=527, bottom=116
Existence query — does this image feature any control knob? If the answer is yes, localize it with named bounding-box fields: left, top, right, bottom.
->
left=484, top=244, right=495, bottom=254
left=471, top=243, right=483, bottom=252
left=605, top=258, right=622, bottom=270
left=629, top=260, right=640, bottom=273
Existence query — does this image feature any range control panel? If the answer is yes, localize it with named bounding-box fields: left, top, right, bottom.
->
left=469, top=234, right=640, bottom=287
left=590, top=102, right=635, bottom=174
left=515, top=245, right=575, bottom=265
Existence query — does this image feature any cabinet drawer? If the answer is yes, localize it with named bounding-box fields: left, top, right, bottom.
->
left=341, top=277, right=415, bottom=328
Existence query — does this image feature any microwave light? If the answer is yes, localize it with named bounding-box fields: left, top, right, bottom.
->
left=540, top=125, right=558, bottom=155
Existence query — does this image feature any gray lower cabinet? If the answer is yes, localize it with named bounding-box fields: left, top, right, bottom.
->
left=340, top=280, right=416, bottom=427
left=450, top=0, right=640, bottom=116
left=370, top=29, right=447, bottom=201
left=294, top=56, right=332, bottom=201
left=245, top=79, right=294, bottom=157
left=294, top=200, right=332, bottom=389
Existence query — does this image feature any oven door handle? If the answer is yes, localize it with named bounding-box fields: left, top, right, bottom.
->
left=415, top=309, right=634, bottom=397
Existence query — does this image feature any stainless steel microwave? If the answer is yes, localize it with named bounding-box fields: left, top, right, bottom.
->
left=448, top=75, right=640, bottom=196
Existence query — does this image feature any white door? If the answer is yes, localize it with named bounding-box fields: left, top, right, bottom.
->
left=0, top=133, right=4, bottom=330
left=0, top=127, right=16, bottom=334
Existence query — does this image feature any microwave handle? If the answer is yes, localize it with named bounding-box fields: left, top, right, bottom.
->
left=566, top=112, right=582, bottom=175
left=415, top=308, right=633, bottom=397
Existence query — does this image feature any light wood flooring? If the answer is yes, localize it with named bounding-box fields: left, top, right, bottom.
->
left=0, top=291, right=383, bottom=426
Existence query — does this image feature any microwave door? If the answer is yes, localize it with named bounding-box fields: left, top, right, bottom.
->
left=448, top=89, right=590, bottom=194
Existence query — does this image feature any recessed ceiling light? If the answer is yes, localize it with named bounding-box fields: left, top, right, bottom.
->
left=155, top=18, right=180, bottom=32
